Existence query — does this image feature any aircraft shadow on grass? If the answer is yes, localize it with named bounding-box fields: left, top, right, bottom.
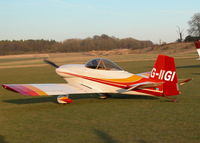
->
left=0, top=135, right=8, bottom=143
left=3, top=94, right=158, bottom=105
left=111, top=94, right=158, bottom=100
left=192, top=73, right=200, bottom=75
left=176, top=65, right=200, bottom=75
left=93, top=129, right=120, bottom=143
left=93, top=129, right=149, bottom=143
left=4, top=96, right=58, bottom=104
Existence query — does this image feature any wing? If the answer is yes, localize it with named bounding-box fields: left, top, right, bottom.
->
left=2, top=84, right=89, bottom=96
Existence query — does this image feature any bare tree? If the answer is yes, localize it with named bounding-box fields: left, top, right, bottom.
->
left=176, top=26, right=184, bottom=42
left=188, top=13, right=200, bottom=37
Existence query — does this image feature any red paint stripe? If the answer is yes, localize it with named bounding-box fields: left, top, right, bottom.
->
left=59, top=71, right=164, bottom=97
left=59, top=71, right=157, bottom=87
left=7, top=85, right=29, bottom=95
left=2, top=84, right=18, bottom=93
left=60, top=71, right=128, bottom=88
left=20, top=85, right=40, bottom=96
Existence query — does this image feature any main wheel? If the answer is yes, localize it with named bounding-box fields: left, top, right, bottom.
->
left=99, top=93, right=111, bottom=99
left=57, top=95, right=72, bottom=104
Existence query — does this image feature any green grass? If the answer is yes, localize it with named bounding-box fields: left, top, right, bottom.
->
left=0, top=58, right=200, bottom=143
left=0, top=57, right=44, bottom=63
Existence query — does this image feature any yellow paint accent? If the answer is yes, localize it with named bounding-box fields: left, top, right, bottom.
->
left=26, top=85, right=48, bottom=96
left=103, top=75, right=142, bottom=83
left=59, top=96, right=68, bottom=99
left=142, top=73, right=150, bottom=76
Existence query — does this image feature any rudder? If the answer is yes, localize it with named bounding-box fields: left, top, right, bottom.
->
left=150, top=55, right=179, bottom=96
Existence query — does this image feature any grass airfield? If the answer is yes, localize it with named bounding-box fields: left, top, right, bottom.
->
left=0, top=53, right=200, bottom=143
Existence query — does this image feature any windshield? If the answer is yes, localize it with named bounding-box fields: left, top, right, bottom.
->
left=85, top=58, right=123, bottom=71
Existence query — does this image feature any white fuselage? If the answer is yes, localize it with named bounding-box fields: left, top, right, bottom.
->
left=55, top=64, right=150, bottom=96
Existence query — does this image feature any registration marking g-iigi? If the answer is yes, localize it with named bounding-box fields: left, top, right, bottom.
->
left=150, top=68, right=176, bottom=81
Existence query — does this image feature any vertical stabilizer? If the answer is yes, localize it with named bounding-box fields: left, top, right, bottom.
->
left=150, top=55, right=179, bottom=96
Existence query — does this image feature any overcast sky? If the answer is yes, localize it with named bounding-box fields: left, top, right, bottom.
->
left=0, top=0, right=199, bottom=43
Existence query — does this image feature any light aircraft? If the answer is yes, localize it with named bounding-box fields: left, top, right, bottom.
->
left=2, top=55, right=191, bottom=104
left=195, top=41, right=200, bottom=60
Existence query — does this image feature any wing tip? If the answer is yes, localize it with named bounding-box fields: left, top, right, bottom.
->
left=2, top=84, right=19, bottom=93
left=2, top=84, right=42, bottom=96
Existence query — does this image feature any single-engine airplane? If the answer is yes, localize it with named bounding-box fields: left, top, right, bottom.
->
left=195, top=41, right=200, bottom=60
left=2, top=55, right=191, bottom=104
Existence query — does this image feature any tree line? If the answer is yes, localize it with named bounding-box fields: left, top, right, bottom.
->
left=0, top=34, right=153, bottom=55
left=177, top=13, right=200, bottom=42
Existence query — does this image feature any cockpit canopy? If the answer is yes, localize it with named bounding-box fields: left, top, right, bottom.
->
left=85, top=58, right=123, bottom=71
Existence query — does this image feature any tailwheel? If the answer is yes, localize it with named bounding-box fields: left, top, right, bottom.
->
left=164, top=96, right=177, bottom=102
left=99, top=93, right=111, bottom=99
left=57, top=95, right=72, bottom=104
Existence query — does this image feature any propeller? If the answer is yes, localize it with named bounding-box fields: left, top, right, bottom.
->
left=44, top=59, right=59, bottom=68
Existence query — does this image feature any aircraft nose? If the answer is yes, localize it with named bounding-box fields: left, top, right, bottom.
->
left=56, top=67, right=64, bottom=76
left=55, top=67, right=72, bottom=78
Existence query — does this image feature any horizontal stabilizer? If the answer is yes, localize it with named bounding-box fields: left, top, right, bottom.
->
left=120, top=82, right=163, bottom=93
left=178, top=78, right=192, bottom=85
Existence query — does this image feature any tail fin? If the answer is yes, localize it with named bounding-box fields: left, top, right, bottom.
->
left=150, top=55, right=179, bottom=96
left=194, top=41, right=200, bottom=58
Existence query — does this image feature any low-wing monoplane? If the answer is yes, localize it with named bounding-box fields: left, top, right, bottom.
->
left=2, top=55, right=191, bottom=104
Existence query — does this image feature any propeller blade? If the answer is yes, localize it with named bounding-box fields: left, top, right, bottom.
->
left=44, top=59, right=59, bottom=68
